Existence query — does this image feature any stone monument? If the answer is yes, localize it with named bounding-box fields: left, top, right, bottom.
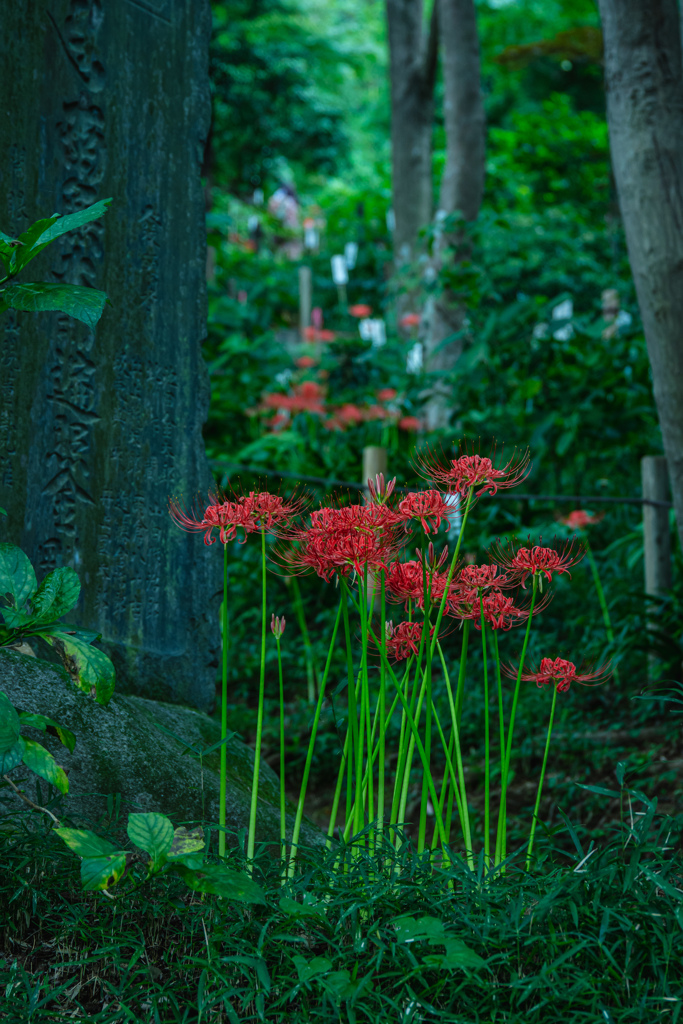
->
left=0, top=0, right=220, bottom=709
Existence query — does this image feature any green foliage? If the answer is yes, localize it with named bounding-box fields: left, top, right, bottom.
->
left=0, top=542, right=115, bottom=705
left=0, top=198, right=111, bottom=327
left=0, top=690, right=72, bottom=792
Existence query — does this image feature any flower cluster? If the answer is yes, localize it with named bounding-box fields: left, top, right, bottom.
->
left=506, top=657, right=610, bottom=692
left=169, top=488, right=307, bottom=546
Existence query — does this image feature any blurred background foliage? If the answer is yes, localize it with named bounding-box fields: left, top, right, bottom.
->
left=203, top=0, right=680, bottom=831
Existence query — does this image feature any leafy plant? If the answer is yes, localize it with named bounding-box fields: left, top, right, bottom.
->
left=55, top=811, right=266, bottom=903
left=0, top=197, right=111, bottom=328
left=0, top=542, right=115, bottom=705
left=0, top=690, right=74, bottom=794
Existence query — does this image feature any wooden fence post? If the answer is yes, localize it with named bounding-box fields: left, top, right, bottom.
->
left=362, top=446, right=387, bottom=496
left=641, top=455, right=672, bottom=596
left=299, top=265, right=312, bottom=339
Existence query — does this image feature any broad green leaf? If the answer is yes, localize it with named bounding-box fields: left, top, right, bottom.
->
left=80, top=852, right=127, bottom=891
left=41, top=630, right=115, bottom=704
left=0, top=736, right=25, bottom=773
left=1, top=282, right=109, bottom=329
left=394, top=915, right=445, bottom=943
left=167, top=825, right=205, bottom=860
left=292, top=954, right=332, bottom=985
left=0, top=690, right=21, bottom=753
left=21, top=738, right=69, bottom=794
left=423, top=937, right=487, bottom=970
left=15, top=199, right=112, bottom=270
left=279, top=896, right=326, bottom=919
left=127, top=812, right=174, bottom=866
left=54, top=828, right=119, bottom=858
left=31, top=566, right=80, bottom=623
left=0, top=543, right=37, bottom=609
left=18, top=712, right=76, bottom=753
left=170, top=852, right=205, bottom=871
left=321, top=969, right=362, bottom=1001
left=180, top=864, right=266, bottom=904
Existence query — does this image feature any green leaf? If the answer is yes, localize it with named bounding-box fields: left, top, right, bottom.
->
left=167, top=825, right=205, bottom=860
left=394, top=915, right=445, bottom=943
left=18, top=712, right=76, bottom=753
left=14, top=199, right=112, bottom=271
left=80, top=853, right=127, bottom=891
left=0, top=543, right=37, bottom=611
left=30, top=566, right=80, bottom=623
left=279, top=896, right=326, bottom=919
left=321, top=969, right=362, bottom=1001
left=0, top=506, right=7, bottom=516
left=180, top=864, right=266, bottom=904
left=127, top=812, right=174, bottom=867
left=1, top=282, right=109, bottom=329
left=0, top=690, right=21, bottom=753
left=41, top=630, right=115, bottom=704
left=0, top=737, right=25, bottom=773
left=292, top=954, right=332, bottom=985
left=394, top=915, right=486, bottom=971
left=21, top=738, right=69, bottom=794
left=423, top=937, right=487, bottom=970
left=54, top=827, right=120, bottom=858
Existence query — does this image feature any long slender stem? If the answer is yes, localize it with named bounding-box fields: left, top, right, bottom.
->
left=417, top=555, right=432, bottom=855
left=377, top=571, right=386, bottom=849
left=219, top=542, right=229, bottom=859
left=525, top=684, right=558, bottom=871
left=454, top=621, right=470, bottom=729
left=276, top=633, right=286, bottom=871
left=289, top=574, right=318, bottom=703
left=494, top=575, right=538, bottom=869
left=493, top=631, right=506, bottom=767
left=435, top=639, right=472, bottom=867
left=288, top=598, right=343, bottom=877
left=480, top=603, right=490, bottom=866
left=584, top=538, right=615, bottom=644
left=246, top=528, right=268, bottom=869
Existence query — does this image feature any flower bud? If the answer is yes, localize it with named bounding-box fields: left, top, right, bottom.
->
left=270, top=614, right=286, bottom=639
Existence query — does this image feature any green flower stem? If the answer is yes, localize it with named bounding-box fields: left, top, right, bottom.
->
left=219, top=541, right=229, bottom=859
left=435, top=639, right=472, bottom=866
left=355, top=572, right=370, bottom=840
left=289, top=574, right=318, bottom=703
left=525, top=683, right=558, bottom=871
left=480, top=604, right=491, bottom=866
left=377, top=572, right=387, bottom=846
left=417, top=583, right=432, bottom=855
left=275, top=632, right=286, bottom=870
left=427, top=487, right=474, bottom=663
left=454, top=621, right=470, bottom=728
left=340, top=587, right=359, bottom=837
left=429, top=697, right=471, bottom=869
left=326, top=672, right=361, bottom=850
left=494, top=575, right=538, bottom=870
left=247, top=527, right=268, bottom=870
left=584, top=538, right=614, bottom=644
left=431, top=726, right=454, bottom=852
left=396, top=670, right=427, bottom=844
left=390, top=620, right=430, bottom=829
left=288, top=598, right=343, bottom=878
left=493, top=631, right=506, bottom=765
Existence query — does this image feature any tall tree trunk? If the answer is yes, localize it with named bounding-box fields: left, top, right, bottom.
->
left=386, top=0, right=438, bottom=260
left=598, top=0, right=683, bottom=553
left=423, top=0, right=485, bottom=430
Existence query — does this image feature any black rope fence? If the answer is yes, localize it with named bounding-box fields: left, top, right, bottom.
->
left=210, top=459, right=673, bottom=510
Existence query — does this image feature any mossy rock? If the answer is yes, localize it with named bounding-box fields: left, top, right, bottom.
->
left=0, top=649, right=321, bottom=852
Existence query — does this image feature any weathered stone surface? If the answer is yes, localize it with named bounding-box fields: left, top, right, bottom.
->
left=0, top=0, right=219, bottom=708
left=0, top=649, right=322, bottom=852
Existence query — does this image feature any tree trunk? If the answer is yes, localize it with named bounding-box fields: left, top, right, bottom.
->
left=598, top=0, right=683, bottom=553
left=423, top=0, right=485, bottom=429
left=386, top=0, right=438, bottom=261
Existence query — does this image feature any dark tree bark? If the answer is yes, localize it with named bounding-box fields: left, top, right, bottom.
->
left=386, top=0, right=439, bottom=260
left=423, top=0, right=485, bottom=429
left=598, top=0, right=683, bottom=552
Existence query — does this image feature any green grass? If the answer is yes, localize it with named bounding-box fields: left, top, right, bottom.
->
left=1, top=792, right=682, bottom=1023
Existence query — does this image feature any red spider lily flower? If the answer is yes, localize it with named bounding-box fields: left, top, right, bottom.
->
left=323, top=416, right=343, bottom=431
left=366, top=473, right=397, bottom=505
left=349, top=303, right=372, bottom=318
left=560, top=509, right=603, bottom=531
left=316, top=329, right=337, bottom=342
left=503, top=657, right=611, bottom=692
left=282, top=503, right=402, bottom=581
left=400, top=312, right=421, bottom=328
left=417, top=446, right=531, bottom=498
left=303, top=326, right=318, bottom=341
left=458, top=563, right=511, bottom=591
left=385, top=548, right=454, bottom=610
left=364, top=404, right=388, bottom=421
left=492, top=538, right=583, bottom=589
left=376, top=388, right=397, bottom=402
left=379, top=620, right=434, bottom=661
left=295, top=356, right=317, bottom=369
left=169, top=488, right=307, bottom=546
left=270, top=614, right=286, bottom=639
left=399, top=416, right=421, bottom=431
left=397, top=490, right=453, bottom=535
left=336, top=403, right=365, bottom=425
left=267, top=412, right=289, bottom=431
left=262, top=380, right=326, bottom=416
left=451, top=588, right=548, bottom=631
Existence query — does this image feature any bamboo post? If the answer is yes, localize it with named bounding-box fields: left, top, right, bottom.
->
left=362, top=445, right=387, bottom=497
left=642, top=455, right=671, bottom=679
left=299, top=265, right=312, bottom=338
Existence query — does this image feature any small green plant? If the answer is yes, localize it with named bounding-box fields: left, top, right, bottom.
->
left=0, top=542, right=115, bottom=705
left=0, top=197, right=111, bottom=327
left=54, top=811, right=266, bottom=903
left=0, top=689, right=74, bottom=795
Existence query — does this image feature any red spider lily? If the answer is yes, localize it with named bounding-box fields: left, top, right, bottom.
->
left=417, top=446, right=531, bottom=498
left=400, top=312, right=421, bottom=328
left=336, top=403, right=365, bottom=425
left=385, top=548, right=453, bottom=610
left=270, top=614, right=286, bottom=639
left=295, top=356, right=318, bottom=369
left=397, top=490, right=453, bottom=535
left=503, top=657, right=611, bottom=692
left=364, top=404, right=389, bottom=421
left=376, top=388, right=397, bottom=402
left=379, top=620, right=434, bottom=661
left=560, top=509, right=603, bottom=531
left=282, top=503, right=401, bottom=581
left=492, top=538, right=583, bottom=589
left=169, top=488, right=307, bottom=546
left=451, top=588, right=548, bottom=631
left=399, top=416, right=421, bottom=431
left=349, top=303, right=372, bottom=318
left=262, top=380, right=326, bottom=415
left=302, top=327, right=337, bottom=343
left=458, top=563, right=511, bottom=591
left=366, top=473, right=397, bottom=505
